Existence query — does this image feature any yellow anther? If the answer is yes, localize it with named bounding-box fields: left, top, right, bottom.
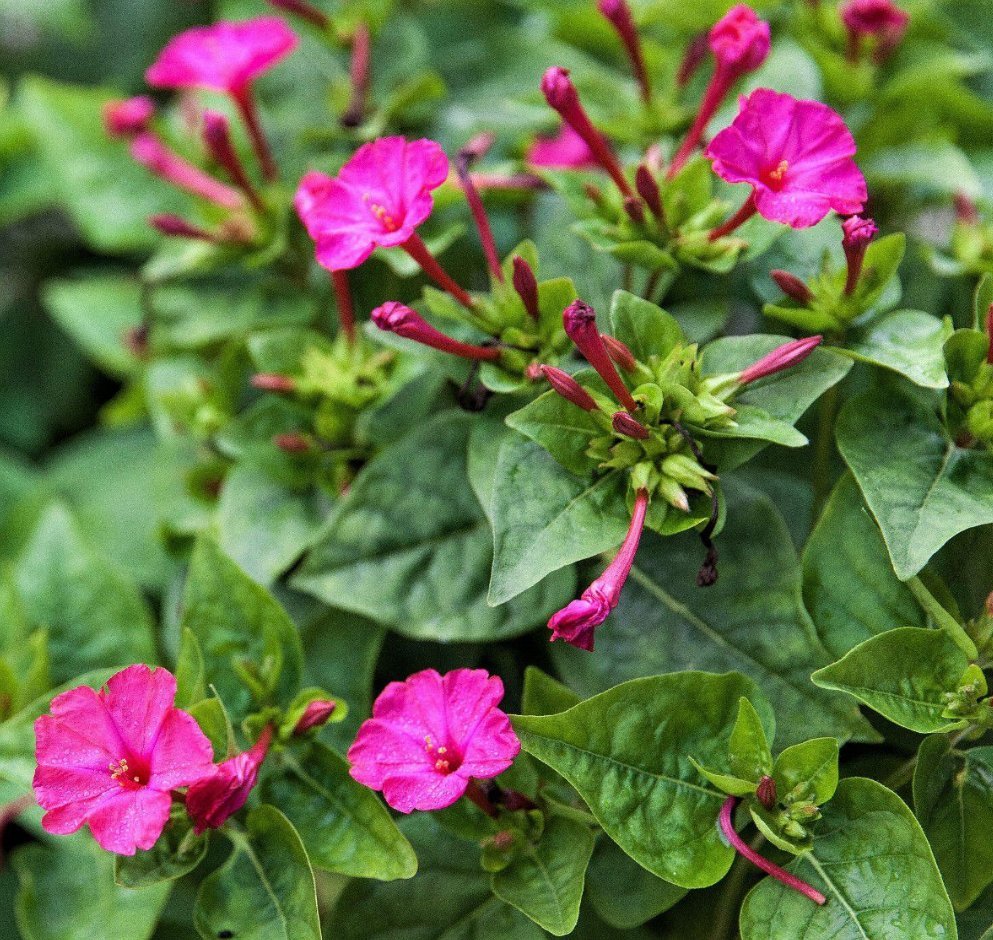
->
left=767, top=160, right=789, bottom=184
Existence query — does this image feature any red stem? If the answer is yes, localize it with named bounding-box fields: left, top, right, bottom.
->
left=457, top=155, right=504, bottom=282
left=330, top=270, right=357, bottom=345
left=667, top=66, right=733, bottom=179
left=233, top=88, right=278, bottom=182
left=708, top=193, right=758, bottom=240
left=401, top=233, right=475, bottom=310
left=342, top=23, right=371, bottom=127
left=719, top=797, right=827, bottom=906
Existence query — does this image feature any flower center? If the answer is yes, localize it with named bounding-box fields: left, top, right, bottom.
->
left=108, top=756, right=148, bottom=790
left=424, top=735, right=463, bottom=775
left=762, top=160, right=789, bottom=190
left=362, top=194, right=400, bottom=232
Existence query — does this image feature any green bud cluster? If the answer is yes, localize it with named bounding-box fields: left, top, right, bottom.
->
left=950, top=360, right=993, bottom=449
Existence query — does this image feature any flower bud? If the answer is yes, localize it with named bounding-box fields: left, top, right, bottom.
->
left=739, top=336, right=822, bottom=384
left=293, top=699, right=337, bottom=735
left=612, top=411, right=650, bottom=439
left=103, top=96, right=155, bottom=138
left=540, top=66, right=579, bottom=112
left=771, top=269, right=814, bottom=305
left=657, top=476, right=691, bottom=513
left=756, top=775, right=777, bottom=810
left=563, top=301, right=639, bottom=412
left=709, top=5, right=771, bottom=73
left=841, top=216, right=877, bottom=294
left=540, top=366, right=598, bottom=411
left=273, top=432, right=312, bottom=453
left=635, top=164, right=663, bottom=218
left=512, top=256, right=540, bottom=320
left=267, top=0, right=330, bottom=29
left=676, top=31, right=709, bottom=88
left=252, top=373, right=296, bottom=393
left=602, top=334, right=637, bottom=371
left=149, top=213, right=216, bottom=241
left=623, top=195, right=646, bottom=224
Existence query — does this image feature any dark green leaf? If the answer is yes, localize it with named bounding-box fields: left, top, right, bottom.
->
left=773, top=738, right=839, bottom=806
left=114, top=815, right=208, bottom=889
left=842, top=309, right=949, bottom=389
left=608, top=290, right=684, bottom=363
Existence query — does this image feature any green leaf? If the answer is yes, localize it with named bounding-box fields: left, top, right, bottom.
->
left=14, top=834, right=170, bottom=940
left=740, top=778, right=956, bottom=940
left=194, top=806, right=320, bottom=940
left=487, top=433, right=623, bottom=605
left=114, top=814, right=208, bottom=889
left=700, top=336, right=853, bottom=468
left=13, top=504, right=155, bottom=683
left=773, top=738, right=839, bottom=806
left=608, top=290, right=684, bottom=363
left=585, top=838, right=686, bottom=929
left=553, top=481, right=876, bottom=747
left=521, top=666, right=582, bottom=716
left=802, top=473, right=926, bottom=660
left=180, top=538, right=303, bottom=723
left=837, top=384, right=993, bottom=580
left=841, top=309, right=949, bottom=389
left=812, top=627, right=971, bottom=733
left=293, top=412, right=573, bottom=641
left=491, top=815, right=595, bottom=935
left=914, top=737, right=993, bottom=910
left=333, top=814, right=544, bottom=939
left=729, top=697, right=774, bottom=782
left=512, top=671, right=773, bottom=888
left=261, top=742, right=417, bottom=881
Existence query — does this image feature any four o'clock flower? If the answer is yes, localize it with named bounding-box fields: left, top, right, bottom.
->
left=146, top=17, right=299, bottom=181
left=541, top=67, right=634, bottom=199
left=841, top=215, right=878, bottom=294
left=372, top=302, right=500, bottom=361
left=527, top=124, right=597, bottom=171
left=185, top=725, right=273, bottom=835
left=347, top=668, right=520, bottom=813
left=32, top=665, right=216, bottom=856
left=548, top=487, right=649, bottom=651
left=103, top=96, right=155, bottom=138
left=667, top=5, right=770, bottom=178
left=840, top=0, right=909, bottom=63
left=706, top=89, right=867, bottom=237
left=294, top=137, right=473, bottom=309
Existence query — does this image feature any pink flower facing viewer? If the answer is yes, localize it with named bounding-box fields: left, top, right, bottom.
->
left=527, top=124, right=597, bottom=171
left=347, top=668, right=520, bottom=813
left=295, top=137, right=474, bottom=309
left=667, top=5, right=770, bottom=178
left=146, top=17, right=299, bottom=181
left=33, top=665, right=216, bottom=856
left=186, top=725, right=272, bottom=835
left=548, top=487, right=649, bottom=651
left=705, top=88, right=867, bottom=237
left=840, top=0, right=909, bottom=62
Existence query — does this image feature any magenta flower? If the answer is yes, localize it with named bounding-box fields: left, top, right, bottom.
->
left=548, top=488, right=649, bottom=651
left=146, top=17, right=298, bottom=98
left=705, top=89, right=867, bottom=233
left=527, top=124, right=597, bottom=170
left=146, top=18, right=299, bottom=181
left=103, top=96, right=155, bottom=138
left=294, top=136, right=448, bottom=269
left=33, top=665, right=216, bottom=856
left=185, top=726, right=272, bottom=835
left=347, top=669, right=520, bottom=813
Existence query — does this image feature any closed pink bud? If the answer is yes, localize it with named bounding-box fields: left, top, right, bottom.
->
left=372, top=301, right=500, bottom=361
left=293, top=700, right=337, bottom=735
left=771, top=270, right=814, bottom=305
left=623, top=195, right=646, bottom=224
left=540, top=366, right=597, bottom=411
left=842, top=215, right=877, bottom=294
left=709, top=5, right=771, bottom=73
left=540, top=66, right=579, bottom=111
left=103, top=96, right=155, bottom=138
left=252, top=372, right=296, bottom=393
left=739, top=336, right=822, bottom=384
left=756, top=775, right=777, bottom=810
left=612, top=411, right=649, bottom=439
left=512, top=256, right=540, bottom=320
left=635, top=164, right=663, bottom=217
left=563, top=301, right=638, bottom=412
left=602, top=334, right=636, bottom=371
left=266, top=0, right=329, bottom=29
left=955, top=192, right=980, bottom=225
left=273, top=432, right=312, bottom=453
left=676, top=31, right=709, bottom=88
left=149, top=214, right=216, bottom=241
left=598, top=0, right=650, bottom=102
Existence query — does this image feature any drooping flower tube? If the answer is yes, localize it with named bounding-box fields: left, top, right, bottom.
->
left=294, top=137, right=474, bottom=309
left=547, top=487, right=649, bottom=651
left=185, top=725, right=272, bottom=835
left=146, top=17, right=299, bottom=181
left=527, top=124, right=597, bottom=171
left=705, top=89, right=867, bottom=236
left=840, top=0, right=909, bottom=62
left=347, top=668, right=520, bottom=813
left=667, top=5, right=770, bottom=178
left=33, top=665, right=216, bottom=855
left=372, top=302, right=500, bottom=361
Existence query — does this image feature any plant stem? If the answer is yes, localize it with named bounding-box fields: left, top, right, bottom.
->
left=907, top=576, right=978, bottom=659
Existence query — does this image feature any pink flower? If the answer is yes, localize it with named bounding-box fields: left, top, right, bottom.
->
left=548, top=488, right=649, bottom=651
left=33, top=665, right=216, bottom=856
left=185, top=726, right=272, bottom=835
left=146, top=17, right=298, bottom=97
left=294, top=137, right=449, bottom=271
left=103, top=96, right=155, bottom=138
left=347, top=669, right=520, bottom=813
left=527, top=124, right=597, bottom=170
left=709, top=4, right=771, bottom=72
left=739, top=336, right=822, bottom=384
left=705, top=88, right=867, bottom=230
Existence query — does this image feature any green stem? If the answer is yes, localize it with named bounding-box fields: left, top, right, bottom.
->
left=811, top=382, right=840, bottom=517
left=907, top=576, right=978, bottom=659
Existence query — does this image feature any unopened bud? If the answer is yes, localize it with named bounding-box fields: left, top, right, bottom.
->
left=771, top=270, right=814, bottom=305
left=123, top=324, right=149, bottom=358
left=757, top=775, right=777, bottom=810
left=252, top=373, right=296, bottom=393
left=149, top=213, right=216, bottom=241
left=293, top=700, right=337, bottom=735
left=657, top=476, right=690, bottom=513
left=842, top=215, right=877, bottom=295
left=676, top=31, right=709, bottom=88
left=739, top=336, right=822, bottom=384
left=955, top=192, right=981, bottom=225
left=273, top=433, right=312, bottom=453
left=623, top=196, right=646, bottom=225
left=602, top=334, right=636, bottom=371
left=661, top=453, right=715, bottom=491
left=540, top=66, right=579, bottom=112
left=512, top=255, right=540, bottom=320
left=612, top=411, right=650, bottom=439
left=103, top=96, right=155, bottom=138
left=460, top=132, right=495, bottom=164
left=266, top=0, right=329, bottom=29
left=540, top=366, right=597, bottom=411
left=635, top=164, right=663, bottom=217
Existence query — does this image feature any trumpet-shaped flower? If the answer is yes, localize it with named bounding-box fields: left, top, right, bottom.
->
left=347, top=669, right=520, bottom=813
left=33, top=665, right=215, bottom=856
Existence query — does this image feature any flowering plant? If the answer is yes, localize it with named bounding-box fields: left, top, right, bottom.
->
left=1, top=0, right=993, bottom=937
